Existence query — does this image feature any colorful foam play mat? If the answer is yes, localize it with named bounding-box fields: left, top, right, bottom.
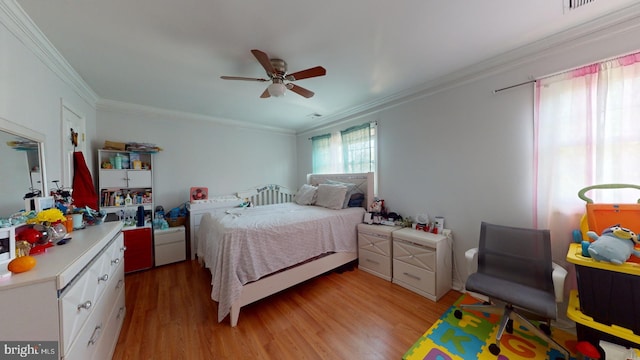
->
left=403, top=294, right=578, bottom=360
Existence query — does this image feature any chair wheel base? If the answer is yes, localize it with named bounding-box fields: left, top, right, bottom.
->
left=489, top=343, right=501, bottom=355
left=539, top=323, right=551, bottom=336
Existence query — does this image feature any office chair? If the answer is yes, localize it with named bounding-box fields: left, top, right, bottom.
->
left=454, top=222, right=569, bottom=359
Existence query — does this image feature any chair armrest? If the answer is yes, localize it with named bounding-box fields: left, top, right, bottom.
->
left=465, top=248, right=478, bottom=276
left=552, top=262, right=568, bottom=302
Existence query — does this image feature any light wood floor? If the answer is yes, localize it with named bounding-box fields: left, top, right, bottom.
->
left=112, top=260, right=461, bottom=360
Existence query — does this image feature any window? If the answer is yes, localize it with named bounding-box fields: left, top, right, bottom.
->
left=311, top=122, right=376, bottom=174
left=534, top=52, right=640, bottom=265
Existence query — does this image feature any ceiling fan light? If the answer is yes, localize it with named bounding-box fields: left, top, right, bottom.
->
left=267, top=83, right=286, bottom=97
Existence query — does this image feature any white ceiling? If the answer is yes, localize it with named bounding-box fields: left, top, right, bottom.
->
left=15, top=0, right=640, bottom=132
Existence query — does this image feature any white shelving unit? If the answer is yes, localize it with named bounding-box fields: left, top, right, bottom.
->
left=97, top=149, right=154, bottom=220
left=98, top=149, right=156, bottom=273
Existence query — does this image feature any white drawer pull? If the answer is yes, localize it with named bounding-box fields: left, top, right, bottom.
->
left=365, top=259, right=380, bottom=265
left=403, top=272, right=421, bottom=281
left=98, top=274, right=109, bottom=282
left=88, top=324, right=102, bottom=346
left=116, top=279, right=124, bottom=289
left=77, top=300, right=92, bottom=311
left=111, top=258, right=120, bottom=265
left=121, top=246, right=127, bottom=252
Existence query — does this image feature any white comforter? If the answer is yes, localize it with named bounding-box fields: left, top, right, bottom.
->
left=196, top=202, right=364, bottom=322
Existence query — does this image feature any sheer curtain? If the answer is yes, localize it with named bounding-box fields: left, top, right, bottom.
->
left=312, top=122, right=376, bottom=174
left=534, top=52, right=640, bottom=275
left=341, top=123, right=374, bottom=173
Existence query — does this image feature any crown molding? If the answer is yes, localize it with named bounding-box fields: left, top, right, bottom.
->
left=0, top=1, right=99, bottom=107
left=298, top=2, right=640, bottom=135
left=96, top=99, right=295, bottom=136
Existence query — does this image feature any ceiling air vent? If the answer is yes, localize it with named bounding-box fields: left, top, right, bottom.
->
left=566, top=0, right=596, bottom=10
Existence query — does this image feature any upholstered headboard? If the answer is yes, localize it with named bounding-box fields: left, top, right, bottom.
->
left=307, top=172, right=374, bottom=210
left=236, top=184, right=294, bottom=206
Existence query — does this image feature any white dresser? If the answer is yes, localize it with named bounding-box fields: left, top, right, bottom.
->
left=357, top=224, right=401, bottom=281
left=0, top=222, right=125, bottom=360
left=392, top=227, right=452, bottom=301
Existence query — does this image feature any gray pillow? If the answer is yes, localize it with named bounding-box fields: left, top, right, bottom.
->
left=315, top=184, right=348, bottom=210
left=294, top=184, right=317, bottom=205
left=326, top=180, right=358, bottom=209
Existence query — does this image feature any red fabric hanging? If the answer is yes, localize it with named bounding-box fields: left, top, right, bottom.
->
left=72, top=151, right=98, bottom=209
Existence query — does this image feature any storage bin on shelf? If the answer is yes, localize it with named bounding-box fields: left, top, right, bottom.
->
left=576, top=184, right=640, bottom=242
left=567, top=289, right=640, bottom=348
left=166, top=216, right=186, bottom=227
left=566, top=243, right=640, bottom=341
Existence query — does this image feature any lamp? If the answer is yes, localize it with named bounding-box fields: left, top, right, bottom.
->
left=267, top=83, right=286, bottom=97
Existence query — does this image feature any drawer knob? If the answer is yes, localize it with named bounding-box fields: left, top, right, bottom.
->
left=77, top=300, right=92, bottom=311
left=121, top=246, right=127, bottom=252
left=117, top=306, right=125, bottom=320
left=116, top=279, right=124, bottom=289
left=111, top=258, right=120, bottom=265
left=365, top=259, right=380, bottom=265
left=98, top=274, right=109, bottom=282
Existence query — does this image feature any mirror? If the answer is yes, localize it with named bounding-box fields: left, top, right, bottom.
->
left=0, top=118, right=47, bottom=219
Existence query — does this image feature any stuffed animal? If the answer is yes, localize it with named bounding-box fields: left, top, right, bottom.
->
left=586, top=224, right=640, bottom=265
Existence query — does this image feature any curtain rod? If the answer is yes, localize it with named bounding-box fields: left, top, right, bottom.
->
left=493, top=79, right=536, bottom=94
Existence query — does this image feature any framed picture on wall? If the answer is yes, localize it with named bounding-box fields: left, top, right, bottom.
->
left=190, top=187, right=208, bottom=202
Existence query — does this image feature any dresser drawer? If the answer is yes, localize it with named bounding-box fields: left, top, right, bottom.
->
left=59, top=234, right=123, bottom=355
left=94, top=288, right=126, bottom=360
left=358, top=232, right=391, bottom=257
left=59, top=254, right=104, bottom=354
left=64, top=275, right=125, bottom=360
left=393, top=240, right=436, bottom=271
left=393, top=259, right=435, bottom=295
left=358, top=248, right=391, bottom=280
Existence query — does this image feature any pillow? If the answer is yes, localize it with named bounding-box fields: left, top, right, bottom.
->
left=315, top=184, right=348, bottom=210
left=326, top=180, right=358, bottom=209
left=294, top=184, right=317, bottom=205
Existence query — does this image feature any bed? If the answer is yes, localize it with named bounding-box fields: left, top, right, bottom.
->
left=195, top=172, right=374, bottom=326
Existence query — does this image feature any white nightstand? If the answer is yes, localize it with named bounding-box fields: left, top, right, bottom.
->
left=357, top=223, right=402, bottom=281
left=392, top=227, right=452, bottom=301
left=154, top=226, right=186, bottom=266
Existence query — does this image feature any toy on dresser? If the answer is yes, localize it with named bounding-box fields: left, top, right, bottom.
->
left=583, top=224, right=640, bottom=264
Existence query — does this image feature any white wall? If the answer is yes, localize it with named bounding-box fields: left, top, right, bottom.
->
left=96, top=105, right=297, bottom=211
left=297, top=18, right=640, bottom=288
left=0, top=6, right=97, bottom=209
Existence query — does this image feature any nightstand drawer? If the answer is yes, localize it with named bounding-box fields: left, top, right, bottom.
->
left=393, top=240, right=436, bottom=271
left=393, top=259, right=435, bottom=295
left=358, top=248, right=391, bottom=280
left=358, top=232, right=391, bottom=256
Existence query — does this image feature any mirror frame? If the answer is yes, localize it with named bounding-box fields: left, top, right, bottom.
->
left=0, top=117, right=47, bottom=200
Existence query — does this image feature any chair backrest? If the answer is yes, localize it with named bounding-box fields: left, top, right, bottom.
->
left=477, top=221, right=554, bottom=294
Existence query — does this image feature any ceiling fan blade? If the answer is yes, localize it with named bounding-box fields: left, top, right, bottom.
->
left=251, top=49, right=276, bottom=75
left=260, top=88, right=271, bottom=98
left=220, top=76, right=268, bottom=82
left=285, top=66, right=326, bottom=81
left=288, top=84, right=315, bottom=98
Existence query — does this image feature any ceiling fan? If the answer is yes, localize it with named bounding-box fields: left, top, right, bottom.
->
left=221, top=49, right=326, bottom=98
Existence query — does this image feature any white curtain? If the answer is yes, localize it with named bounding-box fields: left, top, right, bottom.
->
left=341, top=123, right=373, bottom=173
left=535, top=53, right=640, bottom=285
